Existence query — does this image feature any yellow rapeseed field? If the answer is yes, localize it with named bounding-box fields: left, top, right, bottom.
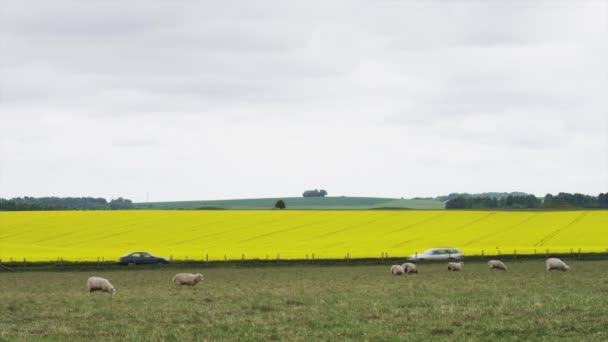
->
left=1, top=210, right=607, bottom=261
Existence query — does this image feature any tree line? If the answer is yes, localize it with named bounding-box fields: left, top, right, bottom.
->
left=0, top=197, right=134, bottom=211
left=446, top=192, right=608, bottom=209
left=437, top=192, right=529, bottom=201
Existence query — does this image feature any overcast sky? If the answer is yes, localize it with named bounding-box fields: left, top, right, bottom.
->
left=1, top=1, right=607, bottom=202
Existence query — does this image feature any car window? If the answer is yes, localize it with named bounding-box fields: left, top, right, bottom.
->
left=131, top=253, right=141, bottom=257
left=142, top=253, right=152, bottom=258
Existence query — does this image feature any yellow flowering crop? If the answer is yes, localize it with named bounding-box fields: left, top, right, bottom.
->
left=0, top=210, right=606, bottom=261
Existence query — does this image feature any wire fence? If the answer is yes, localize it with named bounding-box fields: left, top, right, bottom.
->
left=2, top=247, right=608, bottom=272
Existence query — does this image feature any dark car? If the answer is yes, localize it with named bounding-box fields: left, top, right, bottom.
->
left=119, top=251, right=169, bottom=265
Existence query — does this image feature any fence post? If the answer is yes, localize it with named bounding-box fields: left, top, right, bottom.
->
left=170, top=255, right=173, bottom=263
left=312, top=253, right=315, bottom=264
left=570, top=248, right=573, bottom=257
left=514, top=250, right=517, bottom=260
left=60, top=257, right=63, bottom=268
left=23, top=258, right=26, bottom=270
left=381, top=252, right=384, bottom=263
left=277, top=253, right=280, bottom=264
left=242, top=254, right=244, bottom=264
left=224, top=255, right=227, bottom=262
left=347, top=253, right=350, bottom=263
left=546, top=249, right=549, bottom=258
left=306, top=254, right=308, bottom=263
left=206, top=254, right=209, bottom=265
left=481, top=250, right=484, bottom=258
left=578, top=248, right=581, bottom=259
left=97, top=257, right=100, bottom=267
left=498, top=250, right=501, bottom=256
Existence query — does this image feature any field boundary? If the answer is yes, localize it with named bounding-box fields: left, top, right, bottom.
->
left=2, top=251, right=608, bottom=272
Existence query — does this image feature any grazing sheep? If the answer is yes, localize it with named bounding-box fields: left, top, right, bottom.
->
left=546, top=258, right=570, bottom=272
left=487, top=260, right=508, bottom=271
left=87, top=277, right=116, bottom=294
left=447, top=262, right=464, bottom=271
left=390, top=265, right=405, bottom=275
left=401, top=263, right=418, bottom=274
left=172, top=273, right=204, bottom=286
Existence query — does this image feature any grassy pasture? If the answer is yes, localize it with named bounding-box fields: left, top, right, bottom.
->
left=1, top=261, right=607, bottom=341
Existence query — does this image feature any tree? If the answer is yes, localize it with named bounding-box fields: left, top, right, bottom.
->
left=543, top=194, right=554, bottom=208
left=445, top=196, right=470, bottom=209
left=274, top=200, right=286, bottom=209
left=109, top=197, right=134, bottom=210
left=302, top=189, right=328, bottom=197
left=599, top=193, right=608, bottom=208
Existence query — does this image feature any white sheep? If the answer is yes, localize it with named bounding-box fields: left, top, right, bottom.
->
left=87, top=277, right=116, bottom=294
left=401, top=263, right=418, bottom=274
left=487, top=260, right=508, bottom=271
left=447, top=262, right=464, bottom=271
left=390, top=265, right=405, bottom=275
left=546, top=258, right=570, bottom=272
left=172, top=273, right=204, bottom=286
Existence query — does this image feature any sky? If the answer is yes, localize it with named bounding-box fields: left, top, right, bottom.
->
left=1, top=0, right=607, bottom=202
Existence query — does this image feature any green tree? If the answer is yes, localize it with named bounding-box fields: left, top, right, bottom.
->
left=274, top=200, right=286, bottom=209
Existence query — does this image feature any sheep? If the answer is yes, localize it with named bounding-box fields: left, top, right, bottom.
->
left=487, top=260, right=508, bottom=271
left=546, top=258, right=570, bottom=272
left=447, top=262, right=464, bottom=271
left=400, top=263, right=418, bottom=274
left=390, top=265, right=405, bottom=275
left=172, top=273, right=204, bottom=286
left=87, top=277, right=116, bottom=294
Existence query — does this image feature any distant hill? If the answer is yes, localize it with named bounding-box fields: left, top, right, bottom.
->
left=134, top=197, right=446, bottom=210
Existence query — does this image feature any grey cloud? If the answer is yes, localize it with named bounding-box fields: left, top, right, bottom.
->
left=0, top=0, right=606, bottom=200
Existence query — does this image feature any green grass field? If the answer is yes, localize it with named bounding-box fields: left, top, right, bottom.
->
left=135, top=196, right=446, bottom=210
left=1, top=260, right=607, bottom=340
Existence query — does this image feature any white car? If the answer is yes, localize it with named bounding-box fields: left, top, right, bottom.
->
left=407, top=248, right=463, bottom=261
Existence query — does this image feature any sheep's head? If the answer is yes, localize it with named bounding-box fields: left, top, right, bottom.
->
left=111, top=288, right=117, bottom=294
left=564, top=265, right=570, bottom=271
left=196, top=274, right=204, bottom=281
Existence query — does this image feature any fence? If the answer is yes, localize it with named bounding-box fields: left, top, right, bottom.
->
left=2, top=248, right=608, bottom=272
